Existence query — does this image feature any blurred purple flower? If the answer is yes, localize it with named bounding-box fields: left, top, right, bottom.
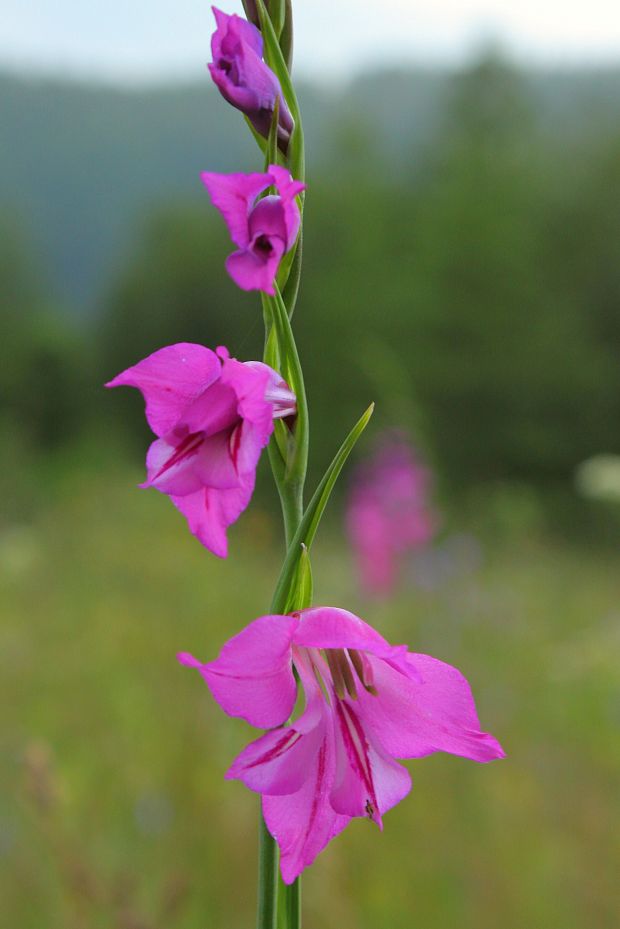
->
left=346, top=436, right=438, bottom=596
left=202, top=165, right=304, bottom=295
left=179, top=606, right=504, bottom=882
left=106, top=343, right=295, bottom=557
left=209, top=7, right=294, bottom=151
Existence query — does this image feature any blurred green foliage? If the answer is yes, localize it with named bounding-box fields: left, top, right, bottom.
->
left=1, top=463, right=619, bottom=928
left=2, top=54, right=620, bottom=928
left=3, top=57, right=620, bottom=511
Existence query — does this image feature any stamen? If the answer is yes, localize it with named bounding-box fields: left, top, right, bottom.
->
left=312, top=662, right=332, bottom=705
left=325, top=649, right=346, bottom=700
left=325, top=650, right=358, bottom=700
left=339, top=653, right=358, bottom=701
left=349, top=649, right=378, bottom=696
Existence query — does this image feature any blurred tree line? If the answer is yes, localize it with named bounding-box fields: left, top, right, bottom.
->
left=3, top=57, right=620, bottom=513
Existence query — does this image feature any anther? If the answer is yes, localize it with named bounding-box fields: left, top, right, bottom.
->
left=349, top=649, right=378, bottom=696
left=325, top=649, right=347, bottom=700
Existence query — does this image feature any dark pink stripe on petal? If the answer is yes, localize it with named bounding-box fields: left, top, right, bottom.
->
left=244, top=730, right=303, bottom=770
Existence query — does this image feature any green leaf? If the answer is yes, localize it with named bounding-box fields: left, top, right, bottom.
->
left=270, top=402, right=375, bottom=613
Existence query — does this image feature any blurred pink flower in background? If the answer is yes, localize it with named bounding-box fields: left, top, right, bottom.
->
left=346, top=434, right=438, bottom=596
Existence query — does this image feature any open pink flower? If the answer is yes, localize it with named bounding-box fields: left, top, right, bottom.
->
left=209, top=7, right=294, bottom=152
left=347, top=436, right=438, bottom=596
left=202, top=166, right=305, bottom=295
left=106, top=343, right=295, bottom=557
left=179, top=607, right=504, bottom=882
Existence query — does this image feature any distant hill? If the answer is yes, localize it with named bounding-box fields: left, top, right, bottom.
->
left=1, top=65, right=620, bottom=312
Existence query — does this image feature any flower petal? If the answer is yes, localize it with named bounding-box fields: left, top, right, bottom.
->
left=179, top=378, right=238, bottom=437
left=244, top=361, right=297, bottom=419
left=262, top=725, right=350, bottom=884
left=267, top=165, right=305, bottom=249
left=105, top=343, right=220, bottom=437
left=331, top=699, right=411, bottom=827
left=359, top=653, right=505, bottom=763
left=218, top=353, right=274, bottom=440
left=144, top=434, right=207, bottom=496
left=211, top=7, right=263, bottom=59
left=293, top=607, right=403, bottom=662
left=225, top=244, right=284, bottom=295
left=201, top=171, right=271, bottom=250
left=181, top=614, right=298, bottom=728
left=170, top=473, right=255, bottom=558
left=226, top=696, right=326, bottom=797
left=144, top=428, right=241, bottom=494
left=248, top=196, right=288, bottom=243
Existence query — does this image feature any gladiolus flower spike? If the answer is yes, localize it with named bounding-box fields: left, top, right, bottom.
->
left=106, top=343, right=295, bottom=558
left=202, top=166, right=305, bottom=296
left=179, top=606, right=505, bottom=883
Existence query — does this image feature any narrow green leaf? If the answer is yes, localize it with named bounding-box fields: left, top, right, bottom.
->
left=270, top=403, right=375, bottom=613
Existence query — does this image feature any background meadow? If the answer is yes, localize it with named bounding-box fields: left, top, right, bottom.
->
left=2, top=14, right=620, bottom=928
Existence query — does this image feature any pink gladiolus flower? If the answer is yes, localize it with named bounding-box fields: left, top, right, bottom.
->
left=347, top=436, right=438, bottom=596
left=202, top=166, right=305, bottom=295
left=209, top=7, right=294, bottom=151
left=179, top=607, right=504, bottom=883
left=106, top=343, right=295, bottom=557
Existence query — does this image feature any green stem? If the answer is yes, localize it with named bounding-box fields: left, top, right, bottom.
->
left=257, top=475, right=304, bottom=929
left=285, top=879, right=301, bottom=929
left=257, top=4, right=304, bottom=919
left=257, top=813, right=279, bottom=929
left=259, top=285, right=306, bottom=929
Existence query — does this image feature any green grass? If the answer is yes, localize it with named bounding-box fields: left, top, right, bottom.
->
left=1, top=466, right=619, bottom=928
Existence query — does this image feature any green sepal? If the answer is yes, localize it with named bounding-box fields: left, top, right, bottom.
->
left=279, top=225, right=303, bottom=319
left=241, top=0, right=259, bottom=25
left=284, top=543, right=313, bottom=613
left=244, top=115, right=267, bottom=156
left=280, top=0, right=294, bottom=70
left=267, top=0, right=286, bottom=38
left=264, top=97, right=280, bottom=172
left=262, top=286, right=309, bottom=485
left=270, top=402, right=375, bottom=613
left=263, top=306, right=279, bottom=370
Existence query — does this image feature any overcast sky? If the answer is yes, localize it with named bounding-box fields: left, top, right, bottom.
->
left=2, top=0, right=620, bottom=84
